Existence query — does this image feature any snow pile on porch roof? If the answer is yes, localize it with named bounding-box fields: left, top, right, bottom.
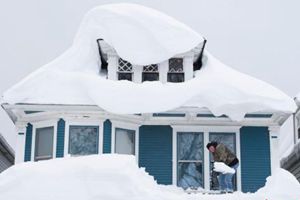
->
left=1, top=3, right=296, bottom=120
left=0, top=155, right=299, bottom=200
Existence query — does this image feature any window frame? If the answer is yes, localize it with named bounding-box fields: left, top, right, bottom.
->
left=168, top=58, right=185, bottom=83
left=115, top=128, right=136, bottom=155
left=68, top=125, right=100, bottom=156
left=34, top=126, right=55, bottom=161
left=177, top=132, right=204, bottom=189
left=31, top=120, right=58, bottom=162
left=111, top=120, right=139, bottom=160
left=117, top=58, right=133, bottom=81
left=64, top=120, right=104, bottom=157
left=142, top=64, right=159, bottom=82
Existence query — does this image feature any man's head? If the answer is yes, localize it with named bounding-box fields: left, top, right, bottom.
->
left=206, top=142, right=218, bottom=153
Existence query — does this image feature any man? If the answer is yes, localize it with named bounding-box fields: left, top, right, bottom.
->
left=206, top=141, right=239, bottom=193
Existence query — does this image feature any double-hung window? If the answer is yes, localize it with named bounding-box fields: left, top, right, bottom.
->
left=118, top=58, right=133, bottom=81
left=168, top=58, right=184, bottom=83
left=142, top=64, right=159, bottom=82
left=177, top=132, right=204, bottom=189
left=34, top=127, right=54, bottom=161
left=115, top=128, right=135, bottom=155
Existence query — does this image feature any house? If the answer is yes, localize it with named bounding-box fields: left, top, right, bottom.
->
left=0, top=3, right=296, bottom=193
left=0, top=133, right=14, bottom=173
left=281, top=96, right=300, bottom=182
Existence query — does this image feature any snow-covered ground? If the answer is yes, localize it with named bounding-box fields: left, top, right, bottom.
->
left=1, top=3, right=296, bottom=121
left=0, top=155, right=299, bottom=200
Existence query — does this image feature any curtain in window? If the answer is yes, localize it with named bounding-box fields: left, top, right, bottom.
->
left=115, top=128, right=135, bottom=155
left=35, top=127, right=54, bottom=161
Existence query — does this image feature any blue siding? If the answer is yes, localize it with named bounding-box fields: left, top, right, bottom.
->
left=103, top=120, right=112, bottom=153
left=24, top=123, right=33, bottom=162
left=139, top=125, right=173, bottom=185
left=240, top=126, right=271, bottom=192
left=56, top=119, right=65, bottom=158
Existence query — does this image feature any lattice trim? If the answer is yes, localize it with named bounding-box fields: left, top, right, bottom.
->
left=143, top=64, right=158, bottom=72
left=118, top=58, right=132, bottom=72
left=169, top=58, right=183, bottom=73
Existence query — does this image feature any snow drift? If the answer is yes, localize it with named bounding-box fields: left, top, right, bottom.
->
left=0, top=155, right=299, bottom=200
left=1, top=3, right=297, bottom=120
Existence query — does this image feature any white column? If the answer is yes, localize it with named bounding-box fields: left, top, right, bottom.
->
left=203, top=131, right=210, bottom=191
left=159, top=60, right=168, bottom=83
left=183, top=53, right=194, bottom=81
left=15, top=122, right=27, bottom=164
left=133, top=65, right=142, bottom=83
left=171, top=126, right=177, bottom=185
left=269, top=126, right=280, bottom=174
left=107, top=55, right=118, bottom=80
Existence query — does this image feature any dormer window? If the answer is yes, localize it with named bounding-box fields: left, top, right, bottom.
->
left=118, top=58, right=133, bottom=81
left=142, top=64, right=159, bottom=82
left=168, top=58, right=184, bottom=83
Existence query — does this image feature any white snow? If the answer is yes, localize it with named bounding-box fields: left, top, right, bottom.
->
left=1, top=3, right=297, bottom=121
left=213, top=162, right=235, bottom=174
left=0, top=155, right=299, bottom=200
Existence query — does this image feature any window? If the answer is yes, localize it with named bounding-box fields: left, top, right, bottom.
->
left=209, top=133, right=237, bottom=191
left=168, top=58, right=184, bottom=83
left=115, top=128, right=135, bottom=155
left=69, top=126, right=99, bottom=155
left=142, top=64, right=159, bottom=82
left=177, top=132, right=204, bottom=189
left=118, top=58, right=133, bottom=81
left=34, top=127, right=54, bottom=161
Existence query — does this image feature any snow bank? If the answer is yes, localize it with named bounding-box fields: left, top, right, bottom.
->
left=256, top=168, right=300, bottom=199
left=0, top=155, right=180, bottom=200
left=213, top=162, right=235, bottom=174
left=0, top=155, right=299, bottom=200
left=1, top=3, right=297, bottom=120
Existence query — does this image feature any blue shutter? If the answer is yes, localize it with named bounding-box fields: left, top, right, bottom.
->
left=240, top=126, right=271, bottom=192
left=103, top=120, right=112, bottom=153
left=56, top=119, right=65, bottom=158
left=24, top=123, right=33, bottom=162
left=139, top=125, right=173, bottom=185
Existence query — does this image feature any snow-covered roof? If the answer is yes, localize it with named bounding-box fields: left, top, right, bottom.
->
left=1, top=3, right=297, bottom=121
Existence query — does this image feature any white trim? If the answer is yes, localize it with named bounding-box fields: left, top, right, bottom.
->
left=64, top=119, right=104, bottom=157
left=15, top=122, right=27, bottom=164
left=30, top=119, right=58, bottom=161
left=171, top=125, right=241, bottom=191
left=269, top=126, right=280, bottom=174
left=236, top=128, right=242, bottom=191
left=110, top=120, right=140, bottom=163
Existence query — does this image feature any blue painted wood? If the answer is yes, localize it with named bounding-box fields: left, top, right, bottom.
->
left=139, top=125, right=173, bottom=185
left=24, top=123, right=33, bottom=162
left=103, top=120, right=112, bottom=153
left=240, top=126, right=271, bottom=192
left=56, top=119, right=65, bottom=158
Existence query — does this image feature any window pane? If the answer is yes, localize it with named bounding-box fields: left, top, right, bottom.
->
left=178, top=132, right=203, bottom=160
left=169, top=58, right=183, bottom=72
left=69, top=126, right=98, bottom=155
left=209, top=133, right=236, bottom=190
left=178, top=162, right=203, bottom=189
left=142, top=73, right=159, bottom=82
left=115, top=128, right=135, bottom=155
left=118, top=58, right=132, bottom=71
left=177, top=132, right=204, bottom=189
left=118, top=73, right=132, bottom=81
left=167, top=73, right=184, bottom=83
left=35, top=127, right=54, bottom=161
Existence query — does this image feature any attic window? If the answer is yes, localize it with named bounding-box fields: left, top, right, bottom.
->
left=142, top=64, right=159, bottom=82
left=118, top=58, right=133, bottom=81
left=168, top=58, right=184, bottom=83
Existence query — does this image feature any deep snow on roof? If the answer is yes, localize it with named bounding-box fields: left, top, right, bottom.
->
left=0, top=3, right=297, bottom=121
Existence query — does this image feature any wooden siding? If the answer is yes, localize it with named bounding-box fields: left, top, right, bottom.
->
left=240, top=126, right=271, bottom=192
left=139, top=125, right=173, bottom=185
